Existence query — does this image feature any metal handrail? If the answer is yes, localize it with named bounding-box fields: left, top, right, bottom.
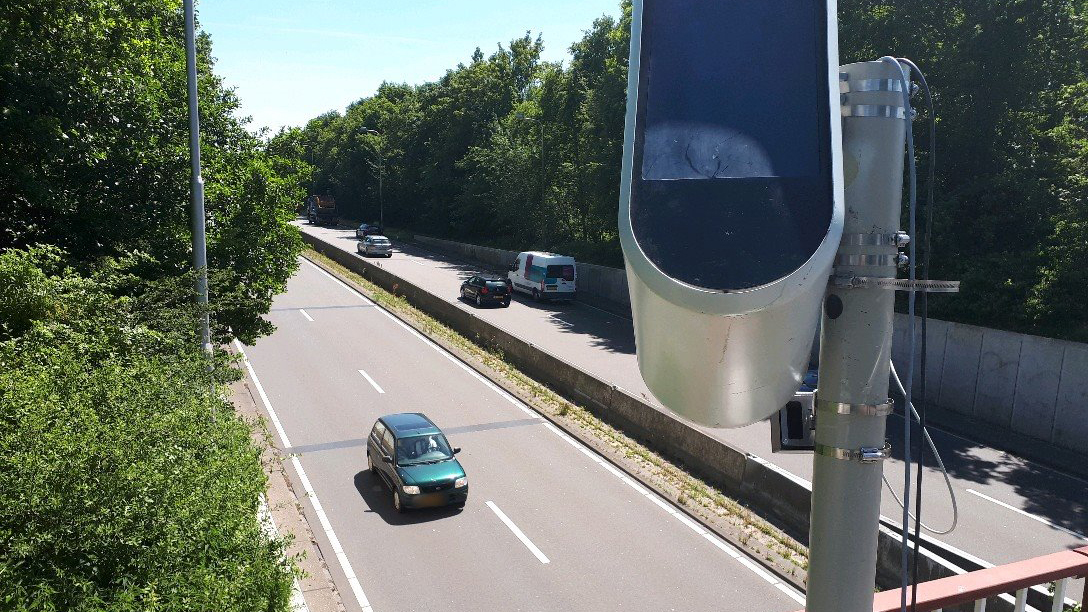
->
left=791, top=546, right=1088, bottom=612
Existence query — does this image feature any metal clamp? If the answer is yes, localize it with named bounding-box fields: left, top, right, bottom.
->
left=841, top=104, right=907, bottom=119
left=817, top=398, right=894, bottom=417
left=814, top=441, right=892, bottom=464
left=841, top=231, right=911, bottom=248
left=839, top=78, right=905, bottom=94
left=834, top=253, right=899, bottom=267
left=832, top=274, right=962, bottom=293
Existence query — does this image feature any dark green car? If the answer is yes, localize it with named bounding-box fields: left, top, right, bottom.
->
left=366, top=413, right=468, bottom=512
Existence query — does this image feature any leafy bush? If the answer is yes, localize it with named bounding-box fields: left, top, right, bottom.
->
left=0, top=248, right=295, bottom=611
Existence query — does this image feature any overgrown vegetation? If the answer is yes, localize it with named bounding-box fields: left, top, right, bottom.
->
left=1, top=1, right=304, bottom=609
left=279, top=0, right=1088, bottom=341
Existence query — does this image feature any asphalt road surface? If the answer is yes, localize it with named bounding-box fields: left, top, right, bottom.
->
left=239, top=259, right=807, bottom=612
left=299, top=221, right=1088, bottom=585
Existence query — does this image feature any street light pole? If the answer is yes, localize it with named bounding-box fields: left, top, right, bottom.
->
left=361, top=127, right=383, bottom=230
left=183, top=0, right=211, bottom=355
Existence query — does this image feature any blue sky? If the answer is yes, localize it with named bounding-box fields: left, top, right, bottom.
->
left=199, top=0, right=621, bottom=133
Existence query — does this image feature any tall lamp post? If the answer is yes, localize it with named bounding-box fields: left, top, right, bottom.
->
left=516, top=112, right=545, bottom=208
left=360, top=127, right=383, bottom=231
left=183, top=0, right=211, bottom=355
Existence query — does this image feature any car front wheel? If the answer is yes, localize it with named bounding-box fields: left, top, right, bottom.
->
left=367, top=452, right=375, bottom=474
left=393, top=490, right=406, bottom=513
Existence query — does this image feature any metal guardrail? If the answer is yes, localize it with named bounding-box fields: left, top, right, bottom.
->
left=792, top=546, right=1087, bottom=612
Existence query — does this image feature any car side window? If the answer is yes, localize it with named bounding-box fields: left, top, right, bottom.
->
left=372, top=420, right=386, bottom=442
left=381, top=430, right=395, bottom=455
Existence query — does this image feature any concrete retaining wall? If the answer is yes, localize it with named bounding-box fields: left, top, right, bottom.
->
left=303, top=232, right=976, bottom=593
left=413, top=233, right=1088, bottom=467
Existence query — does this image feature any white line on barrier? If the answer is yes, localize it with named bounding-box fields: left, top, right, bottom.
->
left=358, top=370, right=386, bottom=394
left=236, top=341, right=375, bottom=612
left=966, top=488, right=1087, bottom=541
left=485, top=501, right=550, bottom=564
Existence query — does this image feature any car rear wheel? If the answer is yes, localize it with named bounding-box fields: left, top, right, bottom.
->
left=393, top=490, right=406, bottom=513
left=386, top=253, right=392, bottom=258
left=502, top=299, right=510, bottom=308
left=475, top=295, right=483, bottom=307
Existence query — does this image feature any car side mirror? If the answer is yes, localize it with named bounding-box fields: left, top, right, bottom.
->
left=381, top=455, right=393, bottom=463
left=453, top=447, right=461, bottom=454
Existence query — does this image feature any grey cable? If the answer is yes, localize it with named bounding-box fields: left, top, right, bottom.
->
left=880, top=55, right=918, bottom=612
left=883, top=362, right=959, bottom=535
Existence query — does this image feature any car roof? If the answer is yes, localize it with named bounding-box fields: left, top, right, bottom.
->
left=381, top=412, right=441, bottom=437
left=520, top=251, right=574, bottom=262
left=479, top=274, right=506, bottom=281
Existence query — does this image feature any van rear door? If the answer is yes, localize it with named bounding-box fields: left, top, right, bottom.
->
left=545, top=263, right=576, bottom=295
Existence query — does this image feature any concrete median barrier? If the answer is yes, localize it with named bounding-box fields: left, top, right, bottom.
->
left=302, top=231, right=975, bottom=591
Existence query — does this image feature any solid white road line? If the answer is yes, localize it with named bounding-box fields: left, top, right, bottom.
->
left=303, top=259, right=375, bottom=305
left=299, top=309, right=314, bottom=322
left=258, top=494, right=309, bottom=612
left=302, top=257, right=538, bottom=419
left=358, top=370, right=386, bottom=394
left=541, top=421, right=806, bottom=604
left=236, top=340, right=293, bottom=448
left=485, top=501, right=550, bottom=564
left=236, top=341, right=375, bottom=612
left=966, top=488, right=1088, bottom=541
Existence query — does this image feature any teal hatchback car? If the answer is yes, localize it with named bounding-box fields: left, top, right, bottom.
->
left=366, top=413, right=467, bottom=512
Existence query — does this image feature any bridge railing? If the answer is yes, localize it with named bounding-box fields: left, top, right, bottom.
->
left=791, top=545, right=1087, bottom=612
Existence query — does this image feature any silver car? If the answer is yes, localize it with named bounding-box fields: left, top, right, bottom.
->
left=358, top=235, right=393, bottom=258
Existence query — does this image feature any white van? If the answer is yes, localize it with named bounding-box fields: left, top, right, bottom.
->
left=508, top=252, right=577, bottom=301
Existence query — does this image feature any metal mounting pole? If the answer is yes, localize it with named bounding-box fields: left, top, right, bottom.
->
left=183, top=0, right=211, bottom=355
left=806, top=59, right=908, bottom=612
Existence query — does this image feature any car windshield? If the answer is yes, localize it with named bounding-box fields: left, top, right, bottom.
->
left=373, top=238, right=390, bottom=244
left=485, top=280, right=508, bottom=291
left=396, top=434, right=453, bottom=465
left=546, top=264, right=575, bottom=281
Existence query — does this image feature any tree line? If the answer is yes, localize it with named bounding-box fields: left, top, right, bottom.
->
left=275, top=0, right=1088, bottom=342
left=1, top=1, right=305, bottom=609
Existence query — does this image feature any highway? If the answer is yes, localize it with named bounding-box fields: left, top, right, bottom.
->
left=298, top=221, right=1088, bottom=585
left=238, top=259, right=807, bottom=612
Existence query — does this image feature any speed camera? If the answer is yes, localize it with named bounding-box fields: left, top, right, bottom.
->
left=618, top=0, right=845, bottom=428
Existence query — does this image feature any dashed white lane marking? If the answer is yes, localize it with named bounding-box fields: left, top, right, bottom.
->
left=966, top=488, right=1087, bottom=541
left=301, top=256, right=803, bottom=604
left=299, top=309, right=314, bottom=322
left=258, top=494, right=309, bottom=612
left=303, top=258, right=538, bottom=420
left=485, top=501, right=550, bottom=564
left=541, top=424, right=806, bottom=604
left=358, top=370, right=386, bottom=394
left=236, top=340, right=375, bottom=612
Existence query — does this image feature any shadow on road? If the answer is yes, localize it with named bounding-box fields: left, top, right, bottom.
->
left=886, top=415, right=1088, bottom=536
left=352, top=470, right=463, bottom=525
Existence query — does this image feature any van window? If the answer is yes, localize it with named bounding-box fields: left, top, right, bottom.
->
left=546, top=265, right=575, bottom=281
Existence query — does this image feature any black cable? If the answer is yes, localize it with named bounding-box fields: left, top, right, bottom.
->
left=898, top=57, right=935, bottom=612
